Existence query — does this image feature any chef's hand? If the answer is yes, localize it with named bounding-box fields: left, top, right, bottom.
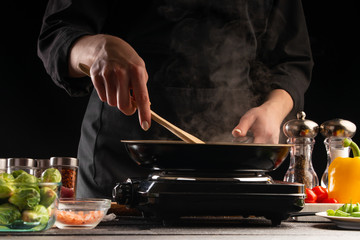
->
left=232, top=89, right=293, bottom=144
left=68, top=34, right=151, bottom=131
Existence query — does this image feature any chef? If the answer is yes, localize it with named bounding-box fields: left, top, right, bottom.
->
left=37, top=0, right=313, bottom=198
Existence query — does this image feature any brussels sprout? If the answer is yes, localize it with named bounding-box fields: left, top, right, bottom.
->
left=0, top=179, right=15, bottom=199
left=0, top=173, right=15, bottom=182
left=46, top=206, right=53, bottom=216
left=41, top=168, right=61, bottom=183
left=0, top=173, right=15, bottom=199
left=22, top=205, right=49, bottom=224
left=39, top=187, right=57, bottom=208
left=14, top=172, right=38, bottom=184
left=8, top=187, right=40, bottom=211
left=11, top=170, right=27, bottom=178
left=0, top=203, right=21, bottom=224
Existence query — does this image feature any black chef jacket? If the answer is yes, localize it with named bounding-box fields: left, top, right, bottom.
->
left=38, top=0, right=313, bottom=198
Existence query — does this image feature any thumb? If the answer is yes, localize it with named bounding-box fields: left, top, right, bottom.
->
left=232, top=114, right=256, bottom=138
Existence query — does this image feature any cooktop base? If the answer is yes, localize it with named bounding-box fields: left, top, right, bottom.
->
left=113, top=176, right=305, bottom=226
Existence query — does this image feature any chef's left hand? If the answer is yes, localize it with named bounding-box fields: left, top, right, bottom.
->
left=232, top=89, right=294, bottom=144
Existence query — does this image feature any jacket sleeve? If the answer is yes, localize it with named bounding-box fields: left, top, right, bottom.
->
left=259, top=0, right=313, bottom=115
left=37, top=0, right=111, bottom=97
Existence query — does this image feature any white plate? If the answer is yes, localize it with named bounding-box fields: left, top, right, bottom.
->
left=316, top=212, right=360, bottom=230
left=292, top=203, right=343, bottom=222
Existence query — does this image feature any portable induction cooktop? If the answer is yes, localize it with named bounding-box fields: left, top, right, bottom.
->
left=113, top=170, right=305, bottom=226
left=113, top=140, right=305, bottom=226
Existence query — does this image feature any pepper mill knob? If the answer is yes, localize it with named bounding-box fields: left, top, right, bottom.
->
left=297, top=111, right=306, bottom=120
left=320, top=119, right=356, bottom=138
left=283, top=111, right=319, bottom=138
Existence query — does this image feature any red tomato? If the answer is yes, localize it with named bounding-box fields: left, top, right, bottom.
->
left=305, top=188, right=317, bottom=203
left=312, top=186, right=328, bottom=203
left=320, top=198, right=338, bottom=203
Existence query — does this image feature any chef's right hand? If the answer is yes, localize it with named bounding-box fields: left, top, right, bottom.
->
left=232, top=89, right=294, bottom=144
left=69, top=34, right=151, bottom=131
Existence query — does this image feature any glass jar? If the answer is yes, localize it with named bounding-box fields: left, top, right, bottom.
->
left=319, top=119, right=356, bottom=188
left=7, top=158, right=36, bottom=175
left=320, top=137, right=350, bottom=188
left=0, top=158, right=7, bottom=173
left=283, top=138, right=319, bottom=189
left=35, top=158, right=51, bottom=178
left=282, top=111, right=319, bottom=189
left=50, top=157, right=79, bottom=198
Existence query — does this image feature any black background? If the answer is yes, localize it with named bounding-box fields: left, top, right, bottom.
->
left=1, top=1, right=359, bottom=179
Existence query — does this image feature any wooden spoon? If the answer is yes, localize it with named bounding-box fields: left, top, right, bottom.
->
left=78, top=63, right=205, bottom=144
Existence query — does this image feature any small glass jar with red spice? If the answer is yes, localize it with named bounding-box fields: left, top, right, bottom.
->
left=50, top=157, right=79, bottom=198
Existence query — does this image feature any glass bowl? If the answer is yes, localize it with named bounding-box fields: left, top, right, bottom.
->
left=0, top=182, right=61, bottom=232
left=55, top=198, right=111, bottom=229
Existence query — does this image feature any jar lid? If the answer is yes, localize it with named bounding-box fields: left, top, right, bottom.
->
left=320, top=118, right=356, bottom=138
left=35, top=159, right=51, bottom=168
left=50, top=157, right=78, bottom=167
left=283, top=111, right=319, bottom=138
left=0, top=158, right=7, bottom=169
left=7, top=158, right=36, bottom=168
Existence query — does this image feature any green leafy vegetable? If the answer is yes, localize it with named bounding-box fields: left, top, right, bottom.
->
left=39, top=187, right=57, bottom=208
left=21, top=205, right=49, bottom=224
left=41, top=168, right=61, bottom=183
left=0, top=173, right=15, bottom=182
left=11, top=170, right=26, bottom=178
left=0, top=179, right=15, bottom=199
left=0, top=203, right=21, bottom=224
left=8, top=187, right=40, bottom=211
left=0, top=169, right=60, bottom=229
left=14, top=172, right=38, bottom=184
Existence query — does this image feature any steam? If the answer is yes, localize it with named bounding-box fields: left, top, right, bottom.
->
left=154, top=0, right=272, bottom=142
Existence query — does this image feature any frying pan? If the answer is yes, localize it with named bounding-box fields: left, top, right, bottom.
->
left=122, top=140, right=291, bottom=172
